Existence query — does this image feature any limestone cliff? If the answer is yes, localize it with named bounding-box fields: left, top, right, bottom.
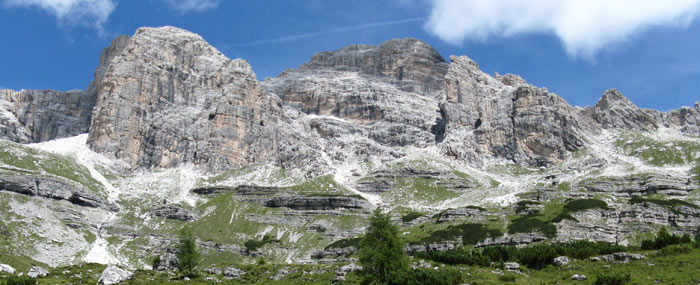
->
left=87, top=26, right=282, bottom=171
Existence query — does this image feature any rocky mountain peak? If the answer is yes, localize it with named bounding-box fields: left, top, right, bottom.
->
left=299, top=38, right=449, bottom=95
left=593, top=89, right=661, bottom=131
left=87, top=26, right=278, bottom=171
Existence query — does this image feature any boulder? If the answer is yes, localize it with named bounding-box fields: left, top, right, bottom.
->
left=151, top=205, right=197, bottom=221
left=153, top=253, right=179, bottom=271
left=27, top=266, right=49, bottom=278
left=553, top=256, right=570, bottom=266
left=98, top=265, right=133, bottom=284
left=0, top=264, right=15, bottom=274
left=504, top=262, right=520, bottom=270
left=223, top=266, right=245, bottom=278
left=571, top=274, right=586, bottom=281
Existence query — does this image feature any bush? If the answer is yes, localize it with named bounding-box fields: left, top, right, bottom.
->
left=481, top=246, right=517, bottom=263
left=640, top=227, right=693, bottom=250
left=563, top=199, right=610, bottom=212
left=517, top=244, right=557, bottom=269
left=415, top=223, right=502, bottom=246
left=498, top=274, right=517, bottom=282
left=392, top=268, right=463, bottom=285
left=514, top=201, right=540, bottom=214
left=2, top=275, right=37, bottom=285
left=416, top=240, right=628, bottom=270
left=551, top=212, right=578, bottom=223
left=658, top=244, right=693, bottom=256
left=552, top=240, right=626, bottom=260
left=595, top=272, right=630, bottom=285
left=630, top=196, right=700, bottom=216
left=508, top=217, right=556, bottom=238
left=415, top=248, right=488, bottom=266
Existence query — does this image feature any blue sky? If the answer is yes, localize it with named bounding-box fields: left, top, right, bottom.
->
left=0, top=0, right=699, bottom=111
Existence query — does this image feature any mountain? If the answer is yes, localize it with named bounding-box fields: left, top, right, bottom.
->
left=0, top=26, right=699, bottom=281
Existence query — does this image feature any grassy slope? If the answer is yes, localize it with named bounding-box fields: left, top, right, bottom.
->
left=0, top=140, right=105, bottom=196
left=2, top=247, right=700, bottom=284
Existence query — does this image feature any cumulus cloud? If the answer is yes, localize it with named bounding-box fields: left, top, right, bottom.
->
left=160, top=0, right=220, bottom=13
left=425, top=0, right=700, bottom=58
left=3, top=0, right=115, bottom=35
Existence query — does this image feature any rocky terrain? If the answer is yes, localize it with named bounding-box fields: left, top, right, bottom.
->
left=0, top=26, right=699, bottom=279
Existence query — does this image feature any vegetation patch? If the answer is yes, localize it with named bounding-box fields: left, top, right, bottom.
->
left=414, top=223, right=503, bottom=246
left=595, top=272, right=631, bottom=285
left=381, top=177, right=460, bottom=206
left=417, top=240, right=628, bottom=269
left=629, top=196, right=699, bottom=216
left=0, top=141, right=105, bottom=195
left=325, top=237, right=362, bottom=250
left=514, top=200, right=540, bottom=214
left=557, top=181, right=571, bottom=191
left=615, top=133, right=700, bottom=166
left=508, top=217, right=556, bottom=238
left=244, top=234, right=281, bottom=252
left=640, top=227, right=693, bottom=250
left=401, top=212, right=424, bottom=223
left=563, top=198, right=610, bottom=212
left=487, top=164, right=540, bottom=176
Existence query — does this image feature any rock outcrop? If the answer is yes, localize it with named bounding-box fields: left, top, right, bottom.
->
left=441, top=56, right=589, bottom=166
left=27, top=266, right=49, bottom=278
left=0, top=175, right=116, bottom=211
left=98, top=265, right=133, bottom=285
left=87, top=26, right=282, bottom=171
left=0, top=89, right=96, bottom=143
left=151, top=205, right=197, bottom=221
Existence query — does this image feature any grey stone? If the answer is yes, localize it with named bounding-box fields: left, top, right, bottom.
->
left=336, top=263, right=362, bottom=276
left=504, top=262, right=520, bottom=270
left=553, top=256, right=570, bottom=266
left=476, top=233, right=546, bottom=247
left=203, top=267, right=223, bottom=275
left=223, top=266, right=245, bottom=278
left=589, top=252, right=645, bottom=262
left=311, top=247, right=357, bottom=259
left=571, top=274, right=586, bottom=281
left=0, top=264, right=15, bottom=274
left=153, top=252, right=178, bottom=271
left=98, top=265, right=133, bottom=284
left=0, top=175, right=116, bottom=211
left=27, top=266, right=49, bottom=278
left=151, top=205, right=197, bottom=221
left=404, top=241, right=456, bottom=253
left=264, top=196, right=370, bottom=211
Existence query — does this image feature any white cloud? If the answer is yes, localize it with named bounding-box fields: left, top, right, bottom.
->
left=160, top=0, right=220, bottom=13
left=425, top=0, right=700, bottom=58
left=4, top=0, right=115, bottom=35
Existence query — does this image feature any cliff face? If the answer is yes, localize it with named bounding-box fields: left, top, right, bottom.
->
left=2, top=26, right=698, bottom=173
left=87, top=27, right=282, bottom=171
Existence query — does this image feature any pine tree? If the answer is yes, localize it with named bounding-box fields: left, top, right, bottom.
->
left=176, top=228, right=200, bottom=277
left=358, top=208, right=408, bottom=284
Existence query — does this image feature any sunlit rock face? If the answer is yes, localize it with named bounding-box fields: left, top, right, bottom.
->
left=87, top=26, right=283, bottom=171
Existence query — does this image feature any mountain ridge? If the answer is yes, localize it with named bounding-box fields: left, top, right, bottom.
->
left=0, top=26, right=699, bottom=275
